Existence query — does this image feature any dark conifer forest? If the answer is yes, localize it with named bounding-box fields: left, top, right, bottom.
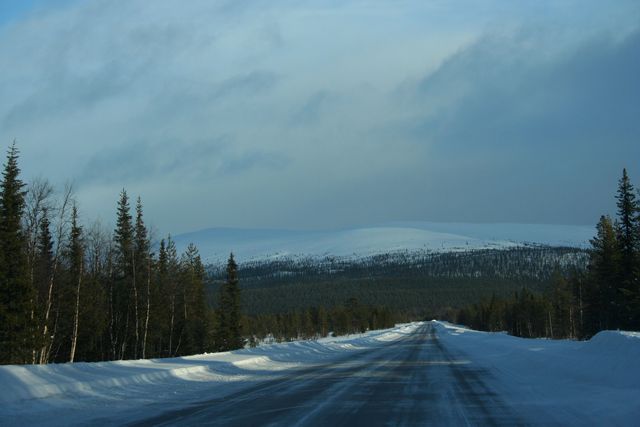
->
left=1, top=142, right=638, bottom=365
left=0, top=144, right=220, bottom=364
left=455, top=169, right=640, bottom=339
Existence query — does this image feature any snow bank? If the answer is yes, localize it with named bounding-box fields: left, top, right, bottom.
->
left=0, top=323, right=420, bottom=426
left=432, top=321, right=640, bottom=425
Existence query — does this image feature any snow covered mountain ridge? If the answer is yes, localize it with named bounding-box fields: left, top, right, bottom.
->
left=172, top=222, right=595, bottom=264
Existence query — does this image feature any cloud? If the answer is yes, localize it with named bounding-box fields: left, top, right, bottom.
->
left=1, top=0, right=639, bottom=233
left=392, top=28, right=640, bottom=224
left=290, top=91, right=331, bottom=125
left=412, top=29, right=640, bottom=153
left=80, top=136, right=288, bottom=185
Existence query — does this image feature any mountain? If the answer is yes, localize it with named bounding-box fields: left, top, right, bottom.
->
left=172, top=222, right=595, bottom=264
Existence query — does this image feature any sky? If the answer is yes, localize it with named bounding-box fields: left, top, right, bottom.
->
left=0, top=0, right=639, bottom=235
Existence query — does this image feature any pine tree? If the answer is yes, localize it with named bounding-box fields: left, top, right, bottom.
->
left=34, top=209, right=54, bottom=363
left=134, top=197, right=150, bottom=359
left=162, top=237, right=180, bottom=356
left=0, top=143, right=33, bottom=364
left=152, top=238, right=169, bottom=356
left=215, top=253, right=243, bottom=351
left=112, top=189, right=134, bottom=360
left=68, top=205, right=83, bottom=362
left=614, top=169, right=639, bottom=328
left=81, top=220, right=110, bottom=362
left=548, top=269, right=574, bottom=338
left=587, top=215, right=620, bottom=334
left=615, top=169, right=638, bottom=284
left=317, top=306, right=328, bottom=337
left=181, top=244, right=208, bottom=355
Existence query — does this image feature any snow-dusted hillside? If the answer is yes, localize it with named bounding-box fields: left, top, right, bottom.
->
left=172, top=222, right=594, bottom=263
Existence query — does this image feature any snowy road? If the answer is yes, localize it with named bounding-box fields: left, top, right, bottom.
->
left=130, top=324, right=520, bottom=426
left=3, top=321, right=638, bottom=426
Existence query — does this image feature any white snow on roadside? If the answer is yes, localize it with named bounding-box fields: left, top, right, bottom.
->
left=2, top=321, right=638, bottom=426
left=0, top=323, right=420, bottom=426
left=432, top=321, right=640, bottom=425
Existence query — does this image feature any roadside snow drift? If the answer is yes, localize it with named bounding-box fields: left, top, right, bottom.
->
left=1, top=322, right=638, bottom=426
left=0, top=324, right=420, bottom=426
left=433, top=321, right=640, bottom=425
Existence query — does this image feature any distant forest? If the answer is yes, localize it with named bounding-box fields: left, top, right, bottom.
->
left=207, top=247, right=587, bottom=317
left=455, top=169, right=640, bottom=339
left=1, top=141, right=638, bottom=365
left=0, top=143, right=391, bottom=365
left=206, top=246, right=588, bottom=345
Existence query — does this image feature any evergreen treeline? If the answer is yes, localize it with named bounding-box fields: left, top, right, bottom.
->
left=208, top=247, right=587, bottom=319
left=211, top=246, right=588, bottom=285
left=243, top=298, right=397, bottom=345
left=0, top=143, right=400, bottom=365
left=0, top=144, right=243, bottom=364
left=456, top=169, right=640, bottom=339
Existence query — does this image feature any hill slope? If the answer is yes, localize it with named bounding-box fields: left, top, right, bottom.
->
left=173, top=222, right=594, bottom=263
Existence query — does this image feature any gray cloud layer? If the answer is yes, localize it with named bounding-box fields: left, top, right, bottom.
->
left=1, top=0, right=639, bottom=233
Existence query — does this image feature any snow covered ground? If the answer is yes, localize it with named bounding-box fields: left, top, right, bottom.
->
left=0, top=324, right=420, bottom=426
left=434, top=321, right=640, bottom=425
left=172, top=222, right=594, bottom=263
left=1, top=321, right=637, bottom=426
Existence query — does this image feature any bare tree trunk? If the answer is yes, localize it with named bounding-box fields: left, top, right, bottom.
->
left=578, top=282, right=584, bottom=336
left=120, top=305, right=129, bottom=360
left=174, top=333, right=183, bottom=356
left=39, top=185, right=73, bottom=364
left=47, top=302, right=60, bottom=362
left=132, top=254, right=139, bottom=359
left=169, top=294, right=175, bottom=356
left=109, top=263, right=116, bottom=360
left=25, top=179, right=54, bottom=363
left=39, top=273, right=56, bottom=364
left=569, top=306, right=575, bottom=339
left=142, top=257, right=151, bottom=359
left=30, top=300, right=36, bottom=364
left=69, top=261, right=83, bottom=363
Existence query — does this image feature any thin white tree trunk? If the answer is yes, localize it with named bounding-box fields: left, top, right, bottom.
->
left=69, top=260, right=83, bottom=362
left=169, top=294, right=175, bottom=356
left=39, top=273, right=56, bottom=364
left=142, top=257, right=151, bottom=359
left=132, top=253, right=139, bottom=359
left=39, top=185, right=72, bottom=364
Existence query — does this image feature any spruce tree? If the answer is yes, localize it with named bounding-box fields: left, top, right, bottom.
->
left=153, top=238, right=169, bottom=356
left=216, top=253, right=243, bottom=351
left=615, top=169, right=639, bottom=328
left=181, top=243, right=208, bottom=355
left=615, top=169, right=638, bottom=283
left=67, top=205, right=83, bottom=362
left=0, top=143, right=33, bottom=364
left=163, top=237, right=180, bottom=356
left=112, top=189, right=134, bottom=359
left=34, top=209, right=54, bottom=363
left=587, top=215, right=620, bottom=334
left=134, top=197, right=150, bottom=358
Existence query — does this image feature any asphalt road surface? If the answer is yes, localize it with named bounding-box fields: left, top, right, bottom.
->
left=130, top=324, right=524, bottom=426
